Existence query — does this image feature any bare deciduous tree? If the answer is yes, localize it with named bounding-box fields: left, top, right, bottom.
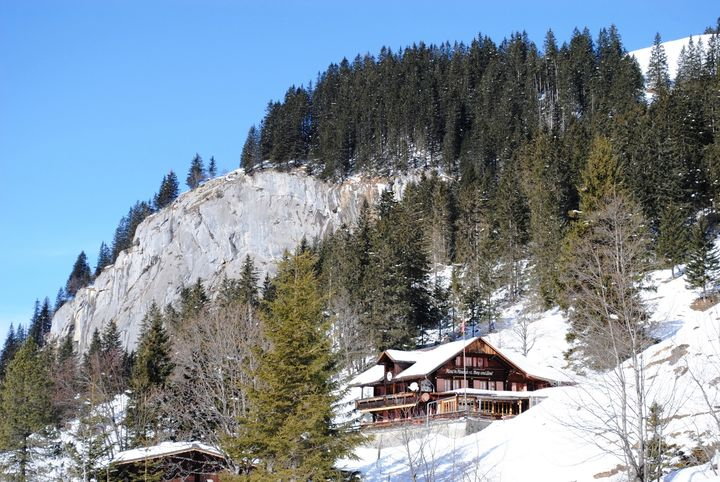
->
left=562, top=195, right=659, bottom=482
left=512, top=309, right=538, bottom=356
left=161, top=302, right=261, bottom=473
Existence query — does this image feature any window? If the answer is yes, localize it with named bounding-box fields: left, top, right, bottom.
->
left=437, top=378, right=450, bottom=392
left=452, top=378, right=468, bottom=390
left=473, top=379, right=487, bottom=390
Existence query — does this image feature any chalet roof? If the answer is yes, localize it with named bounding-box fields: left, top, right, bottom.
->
left=349, top=364, right=385, bottom=386
left=382, top=349, right=425, bottom=363
left=349, top=336, right=571, bottom=386
left=349, top=338, right=478, bottom=386
left=489, top=342, right=573, bottom=384
left=393, top=337, right=478, bottom=381
left=113, top=441, right=224, bottom=465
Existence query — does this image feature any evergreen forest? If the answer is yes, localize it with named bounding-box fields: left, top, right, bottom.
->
left=2, top=20, right=720, bottom=480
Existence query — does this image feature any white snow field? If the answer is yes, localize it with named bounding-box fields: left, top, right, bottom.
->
left=629, top=34, right=713, bottom=80
left=341, top=264, right=720, bottom=481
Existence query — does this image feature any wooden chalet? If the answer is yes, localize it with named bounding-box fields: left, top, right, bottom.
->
left=111, top=441, right=226, bottom=482
left=351, top=336, right=570, bottom=426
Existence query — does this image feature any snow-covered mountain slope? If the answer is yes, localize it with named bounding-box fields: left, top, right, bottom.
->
left=50, top=168, right=412, bottom=353
left=342, top=267, right=720, bottom=481
left=629, top=34, right=713, bottom=80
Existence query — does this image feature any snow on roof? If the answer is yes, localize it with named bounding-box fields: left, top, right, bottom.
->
left=480, top=338, right=573, bottom=384
left=394, top=337, right=479, bottom=381
left=359, top=336, right=571, bottom=385
left=113, top=441, right=224, bottom=465
left=349, top=364, right=385, bottom=386
left=383, top=349, right=425, bottom=363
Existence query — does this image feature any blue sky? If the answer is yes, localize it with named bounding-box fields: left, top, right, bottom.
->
left=0, top=0, right=715, bottom=341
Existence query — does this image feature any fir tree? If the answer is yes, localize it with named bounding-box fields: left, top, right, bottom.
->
left=0, top=339, right=54, bottom=481
left=579, top=136, right=623, bottom=214
left=82, top=328, right=103, bottom=373
left=66, top=251, right=93, bottom=298
left=226, top=251, right=360, bottom=478
left=153, top=171, right=179, bottom=210
left=179, top=278, right=209, bottom=319
left=14, top=325, right=26, bottom=345
left=645, top=402, right=675, bottom=482
left=94, top=242, right=112, bottom=277
left=208, top=156, right=217, bottom=178
left=685, top=217, right=719, bottom=299
left=57, top=333, right=75, bottom=365
left=28, top=297, right=52, bottom=347
left=128, top=304, right=174, bottom=443
left=27, top=299, right=41, bottom=346
left=261, top=273, right=276, bottom=304
left=238, top=255, right=260, bottom=307
left=132, top=304, right=173, bottom=391
left=656, top=204, right=690, bottom=278
left=0, top=324, right=18, bottom=380
left=37, top=298, right=52, bottom=346
left=111, top=202, right=155, bottom=261
left=186, top=153, right=205, bottom=189
left=54, top=287, right=67, bottom=313
left=241, top=125, right=262, bottom=171
left=101, top=320, right=122, bottom=355
left=646, top=33, right=671, bottom=95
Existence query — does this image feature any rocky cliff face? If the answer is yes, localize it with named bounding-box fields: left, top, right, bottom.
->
left=50, top=168, right=408, bottom=353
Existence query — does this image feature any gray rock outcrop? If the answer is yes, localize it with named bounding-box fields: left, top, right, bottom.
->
left=50, top=168, right=409, bottom=353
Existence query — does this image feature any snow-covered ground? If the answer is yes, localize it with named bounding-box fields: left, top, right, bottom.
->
left=341, top=263, right=720, bottom=481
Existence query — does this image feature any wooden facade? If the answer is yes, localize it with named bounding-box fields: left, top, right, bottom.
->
left=353, top=337, right=565, bottom=426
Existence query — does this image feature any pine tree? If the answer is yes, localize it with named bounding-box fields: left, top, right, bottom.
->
left=657, top=204, right=690, bottom=278
left=241, top=125, right=262, bottom=171
left=101, top=320, right=122, bottom=355
left=153, top=171, right=179, bottom=210
left=179, top=278, right=209, bottom=319
left=0, top=339, right=54, bottom=481
left=564, top=194, right=651, bottom=368
left=14, top=325, right=26, bottom=345
left=128, top=303, right=174, bottom=443
left=37, top=298, right=52, bottom=345
left=208, top=156, right=217, bottom=178
left=579, top=136, right=623, bottom=214
left=54, top=287, right=67, bottom=313
left=66, top=251, right=92, bottom=298
left=362, top=190, right=433, bottom=349
left=238, top=255, right=260, bottom=307
left=685, top=217, right=719, bottom=299
left=94, top=242, right=112, bottom=277
left=28, top=299, right=41, bottom=346
left=226, top=251, right=359, bottom=478
left=646, top=33, right=670, bottom=95
left=57, top=333, right=75, bottom=364
left=645, top=402, right=675, bottom=482
left=186, top=153, right=205, bottom=189
left=82, top=328, right=103, bottom=372
left=0, top=324, right=18, bottom=380
left=261, top=273, right=276, bottom=304
left=27, top=297, right=52, bottom=347
left=521, top=134, right=566, bottom=306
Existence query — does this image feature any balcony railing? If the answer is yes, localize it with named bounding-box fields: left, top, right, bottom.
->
left=355, top=392, right=418, bottom=412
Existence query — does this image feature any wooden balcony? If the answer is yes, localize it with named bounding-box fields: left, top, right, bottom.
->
left=356, top=392, right=419, bottom=413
